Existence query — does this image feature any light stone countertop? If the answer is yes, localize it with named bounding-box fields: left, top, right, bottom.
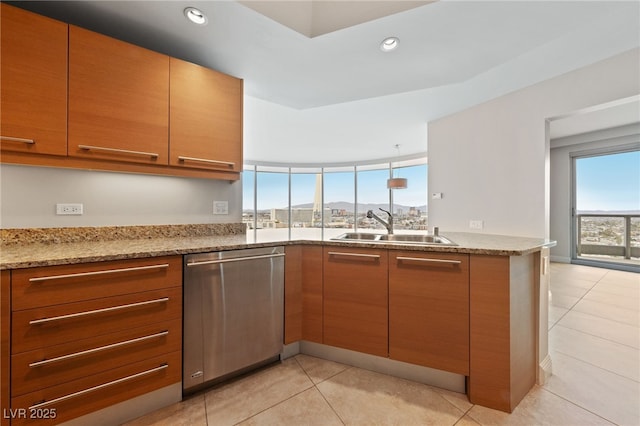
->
left=0, top=226, right=555, bottom=270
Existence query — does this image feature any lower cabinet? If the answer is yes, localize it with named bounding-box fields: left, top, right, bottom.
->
left=389, top=251, right=469, bottom=375
left=284, top=245, right=323, bottom=345
left=323, top=247, right=388, bottom=357
left=8, top=256, right=182, bottom=424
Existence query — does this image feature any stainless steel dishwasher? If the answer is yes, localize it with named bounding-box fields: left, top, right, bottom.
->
left=183, top=246, right=285, bottom=394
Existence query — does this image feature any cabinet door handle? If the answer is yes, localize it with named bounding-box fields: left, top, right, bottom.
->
left=187, top=252, right=285, bottom=267
left=327, top=251, right=380, bottom=259
left=396, top=256, right=461, bottom=265
left=29, top=331, right=169, bottom=367
left=78, top=144, right=160, bottom=159
left=28, top=364, right=169, bottom=410
left=29, top=263, right=170, bottom=283
left=1, top=136, right=36, bottom=144
left=29, top=297, right=169, bottom=325
left=178, top=156, right=235, bottom=168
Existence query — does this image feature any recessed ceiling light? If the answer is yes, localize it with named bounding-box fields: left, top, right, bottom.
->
left=184, top=7, right=208, bottom=25
left=380, top=37, right=399, bottom=52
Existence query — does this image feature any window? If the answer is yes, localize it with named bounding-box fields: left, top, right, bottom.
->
left=243, top=159, right=428, bottom=240
left=323, top=168, right=355, bottom=239
left=290, top=171, right=322, bottom=240
left=392, top=164, right=428, bottom=231
left=573, top=149, right=639, bottom=266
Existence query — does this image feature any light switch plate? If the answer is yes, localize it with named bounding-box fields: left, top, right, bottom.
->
left=213, top=201, right=229, bottom=215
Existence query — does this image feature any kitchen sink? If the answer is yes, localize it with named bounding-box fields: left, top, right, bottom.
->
left=335, top=233, right=381, bottom=241
left=331, top=233, right=457, bottom=246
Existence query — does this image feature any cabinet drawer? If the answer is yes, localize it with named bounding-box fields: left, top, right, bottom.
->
left=11, top=256, right=181, bottom=310
left=11, top=351, right=181, bottom=425
left=12, top=287, right=182, bottom=354
left=12, top=319, right=181, bottom=397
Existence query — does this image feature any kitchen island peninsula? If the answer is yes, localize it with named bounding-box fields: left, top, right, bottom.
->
left=1, top=224, right=554, bottom=424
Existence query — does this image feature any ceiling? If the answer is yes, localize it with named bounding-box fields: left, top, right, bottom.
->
left=11, top=1, right=640, bottom=110
left=8, top=1, right=640, bottom=163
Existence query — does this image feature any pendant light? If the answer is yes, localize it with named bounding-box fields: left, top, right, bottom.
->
left=387, top=144, right=407, bottom=189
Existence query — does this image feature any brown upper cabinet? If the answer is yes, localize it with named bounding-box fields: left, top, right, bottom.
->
left=0, top=3, right=68, bottom=156
left=170, top=58, right=243, bottom=173
left=1, top=4, right=242, bottom=180
left=68, top=25, right=170, bottom=165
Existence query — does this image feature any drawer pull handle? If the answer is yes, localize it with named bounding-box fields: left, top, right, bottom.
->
left=29, top=331, right=169, bottom=367
left=187, top=252, right=285, bottom=267
left=78, top=144, right=160, bottom=159
left=29, top=297, right=169, bottom=325
left=29, top=263, right=170, bottom=282
left=178, top=156, right=235, bottom=168
left=1, top=136, right=35, bottom=144
left=327, top=251, right=380, bottom=259
left=396, top=256, right=462, bottom=265
left=28, top=364, right=169, bottom=410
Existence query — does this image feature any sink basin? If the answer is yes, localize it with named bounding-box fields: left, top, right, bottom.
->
left=331, top=233, right=457, bottom=246
left=335, top=233, right=381, bottom=241
left=378, top=234, right=456, bottom=245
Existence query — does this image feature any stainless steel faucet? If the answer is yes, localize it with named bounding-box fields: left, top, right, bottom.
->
left=367, top=208, right=394, bottom=234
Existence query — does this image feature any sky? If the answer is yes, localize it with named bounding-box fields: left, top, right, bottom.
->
left=243, top=165, right=428, bottom=211
left=576, top=150, right=640, bottom=212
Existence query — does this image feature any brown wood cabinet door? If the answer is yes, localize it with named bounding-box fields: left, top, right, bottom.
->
left=169, top=57, right=242, bottom=173
left=389, top=251, right=469, bottom=375
left=323, top=247, right=388, bottom=357
left=0, top=3, right=67, bottom=156
left=68, top=26, right=169, bottom=165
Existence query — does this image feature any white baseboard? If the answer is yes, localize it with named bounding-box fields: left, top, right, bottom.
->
left=550, top=256, right=571, bottom=263
left=538, top=354, right=553, bottom=385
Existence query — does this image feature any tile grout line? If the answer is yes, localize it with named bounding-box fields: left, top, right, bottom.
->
left=550, top=343, right=640, bottom=384
left=538, top=386, right=617, bottom=425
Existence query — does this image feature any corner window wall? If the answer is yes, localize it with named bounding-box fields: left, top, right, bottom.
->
left=243, top=159, right=428, bottom=241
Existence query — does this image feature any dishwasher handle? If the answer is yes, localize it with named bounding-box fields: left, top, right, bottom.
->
left=186, top=252, right=285, bottom=267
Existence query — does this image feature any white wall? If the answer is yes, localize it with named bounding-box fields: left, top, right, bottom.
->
left=427, top=48, right=640, bottom=238
left=549, top=124, right=640, bottom=262
left=0, top=164, right=242, bottom=228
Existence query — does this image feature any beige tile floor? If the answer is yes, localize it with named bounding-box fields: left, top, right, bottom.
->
left=124, top=263, right=639, bottom=426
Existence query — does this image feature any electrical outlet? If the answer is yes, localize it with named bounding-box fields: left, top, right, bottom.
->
left=56, top=203, right=83, bottom=215
left=213, top=201, right=229, bottom=215
left=469, top=220, right=484, bottom=230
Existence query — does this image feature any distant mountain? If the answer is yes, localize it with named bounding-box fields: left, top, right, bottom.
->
left=577, top=210, right=640, bottom=215
left=291, top=201, right=427, bottom=212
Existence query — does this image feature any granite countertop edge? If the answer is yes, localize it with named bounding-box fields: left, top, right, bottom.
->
left=0, top=232, right=556, bottom=270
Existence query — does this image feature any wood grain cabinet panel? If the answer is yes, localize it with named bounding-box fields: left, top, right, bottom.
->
left=323, top=247, right=388, bottom=357
left=12, top=287, right=182, bottom=354
left=68, top=25, right=170, bottom=165
left=11, top=351, right=181, bottom=426
left=170, top=57, right=243, bottom=174
left=0, top=3, right=67, bottom=156
left=8, top=256, right=183, bottom=424
left=12, top=319, right=181, bottom=397
left=1, top=270, right=10, bottom=426
left=11, top=256, right=182, bottom=311
left=389, top=251, right=469, bottom=375
left=468, top=254, right=536, bottom=412
left=283, top=245, right=323, bottom=345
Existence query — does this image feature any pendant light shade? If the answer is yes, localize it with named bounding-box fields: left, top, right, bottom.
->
left=388, top=144, right=407, bottom=189
left=387, top=177, right=407, bottom=189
